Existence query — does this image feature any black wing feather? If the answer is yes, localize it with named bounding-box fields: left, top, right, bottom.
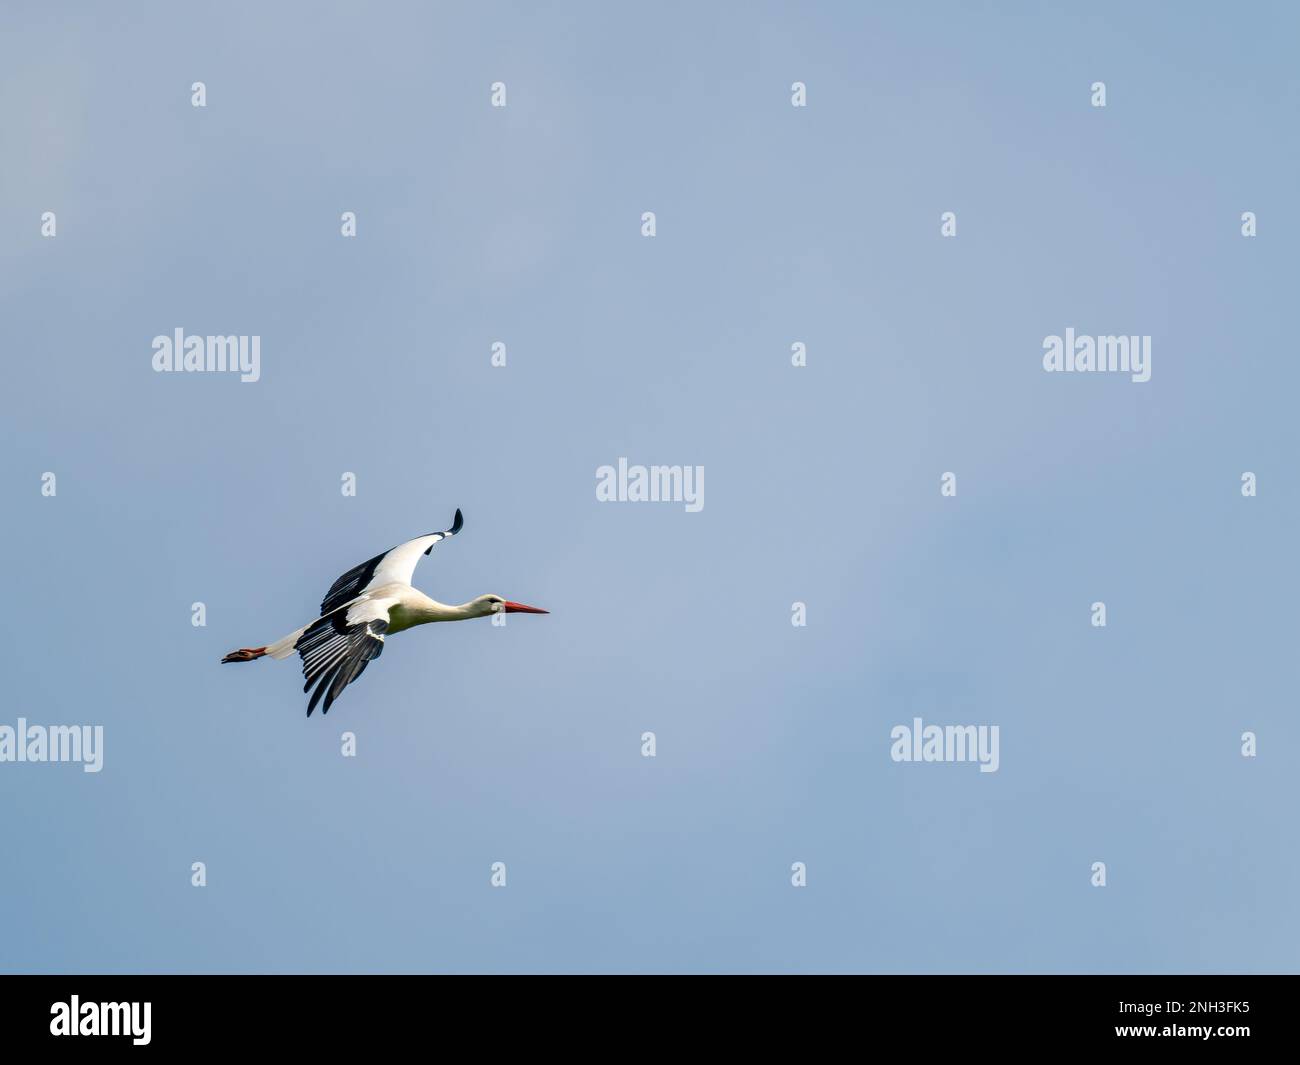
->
left=425, top=508, right=463, bottom=553
left=296, top=616, right=388, bottom=716
left=319, top=553, right=387, bottom=616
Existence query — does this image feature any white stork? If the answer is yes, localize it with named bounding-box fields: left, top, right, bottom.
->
left=221, top=510, right=547, bottom=715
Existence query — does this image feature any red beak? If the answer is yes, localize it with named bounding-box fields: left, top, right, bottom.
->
left=503, top=601, right=549, bottom=614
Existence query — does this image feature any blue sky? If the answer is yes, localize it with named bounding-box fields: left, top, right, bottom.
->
left=1, top=1, right=1297, bottom=973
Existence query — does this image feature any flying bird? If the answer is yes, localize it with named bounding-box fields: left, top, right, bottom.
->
left=221, top=510, right=547, bottom=715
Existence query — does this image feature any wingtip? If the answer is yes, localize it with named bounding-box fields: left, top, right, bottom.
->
left=451, top=508, right=464, bottom=534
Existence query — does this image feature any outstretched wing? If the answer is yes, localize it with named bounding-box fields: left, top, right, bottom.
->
left=295, top=598, right=395, bottom=716
left=319, top=509, right=463, bottom=615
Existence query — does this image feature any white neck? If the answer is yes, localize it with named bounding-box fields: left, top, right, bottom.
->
left=409, top=593, right=491, bottom=623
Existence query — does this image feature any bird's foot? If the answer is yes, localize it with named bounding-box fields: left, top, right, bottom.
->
left=221, top=647, right=267, bottom=663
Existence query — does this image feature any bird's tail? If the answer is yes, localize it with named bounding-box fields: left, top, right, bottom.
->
left=221, top=622, right=311, bottom=664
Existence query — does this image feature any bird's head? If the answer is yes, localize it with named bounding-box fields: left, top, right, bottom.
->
left=471, top=594, right=549, bottom=618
